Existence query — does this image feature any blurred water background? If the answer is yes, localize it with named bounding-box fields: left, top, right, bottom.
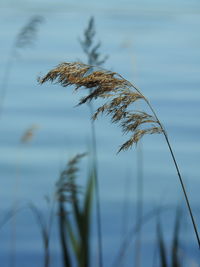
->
left=1, top=0, right=200, bottom=266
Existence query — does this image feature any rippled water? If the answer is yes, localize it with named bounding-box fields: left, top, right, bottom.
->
left=1, top=0, right=200, bottom=266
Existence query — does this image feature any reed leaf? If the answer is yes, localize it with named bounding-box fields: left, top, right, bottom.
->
left=157, top=219, right=168, bottom=267
left=62, top=204, right=80, bottom=262
left=58, top=202, right=72, bottom=267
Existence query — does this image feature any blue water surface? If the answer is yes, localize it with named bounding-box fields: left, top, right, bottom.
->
left=0, top=0, right=200, bottom=266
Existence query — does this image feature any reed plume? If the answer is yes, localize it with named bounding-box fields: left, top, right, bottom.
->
left=80, top=16, right=108, bottom=66
left=39, top=62, right=162, bottom=152
left=0, top=16, right=43, bottom=118
left=14, top=16, right=43, bottom=52
left=39, top=61, right=200, bottom=248
left=56, top=153, right=86, bottom=203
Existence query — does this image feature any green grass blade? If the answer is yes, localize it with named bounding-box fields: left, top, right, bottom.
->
left=81, top=171, right=95, bottom=266
left=157, top=219, right=168, bottom=267
left=83, top=170, right=94, bottom=234
left=58, top=202, right=71, bottom=267
left=171, top=208, right=182, bottom=267
left=62, top=208, right=80, bottom=261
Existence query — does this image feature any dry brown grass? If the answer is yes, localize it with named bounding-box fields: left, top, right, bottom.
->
left=38, top=62, right=163, bottom=152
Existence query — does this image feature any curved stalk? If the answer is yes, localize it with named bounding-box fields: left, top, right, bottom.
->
left=131, top=84, right=200, bottom=248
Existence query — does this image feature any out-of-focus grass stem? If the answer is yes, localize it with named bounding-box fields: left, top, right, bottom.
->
left=134, top=141, right=143, bottom=267
left=79, top=17, right=108, bottom=267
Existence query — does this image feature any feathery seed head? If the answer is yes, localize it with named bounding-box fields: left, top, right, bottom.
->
left=39, top=62, right=163, bottom=151
left=56, top=153, right=87, bottom=203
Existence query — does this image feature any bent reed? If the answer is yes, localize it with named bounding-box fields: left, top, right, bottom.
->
left=39, top=62, right=162, bottom=151
left=38, top=61, right=200, bottom=248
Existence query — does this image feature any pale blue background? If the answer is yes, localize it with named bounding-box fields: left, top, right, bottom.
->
left=0, top=0, right=200, bottom=266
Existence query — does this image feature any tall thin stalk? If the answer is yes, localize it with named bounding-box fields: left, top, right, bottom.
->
left=10, top=125, right=39, bottom=267
left=57, top=202, right=71, bottom=267
left=120, top=173, right=131, bottom=244
left=112, top=205, right=173, bottom=266
left=79, top=17, right=108, bottom=267
left=134, top=141, right=143, bottom=267
left=30, top=200, right=55, bottom=267
left=133, top=87, right=200, bottom=248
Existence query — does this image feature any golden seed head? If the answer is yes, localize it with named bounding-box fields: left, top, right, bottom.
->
left=39, top=62, right=163, bottom=152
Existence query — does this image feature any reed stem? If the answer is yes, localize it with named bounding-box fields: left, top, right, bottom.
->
left=132, top=85, right=200, bottom=248
left=88, top=101, right=103, bottom=267
left=79, top=16, right=106, bottom=265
